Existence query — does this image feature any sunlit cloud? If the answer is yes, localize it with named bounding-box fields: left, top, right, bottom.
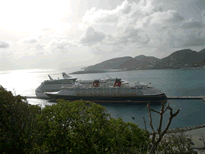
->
left=82, top=0, right=132, bottom=25
left=21, top=34, right=43, bottom=44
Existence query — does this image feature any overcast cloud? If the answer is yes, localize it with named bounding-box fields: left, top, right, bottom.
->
left=0, top=40, right=10, bottom=48
left=0, top=0, right=205, bottom=71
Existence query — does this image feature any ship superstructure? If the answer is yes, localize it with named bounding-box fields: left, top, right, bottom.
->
left=45, top=78, right=167, bottom=103
left=35, top=73, right=78, bottom=98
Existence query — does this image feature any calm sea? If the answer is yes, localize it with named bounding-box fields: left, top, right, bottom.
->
left=1, top=68, right=205, bottom=132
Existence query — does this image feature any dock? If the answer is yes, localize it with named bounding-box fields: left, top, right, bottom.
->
left=167, top=96, right=205, bottom=99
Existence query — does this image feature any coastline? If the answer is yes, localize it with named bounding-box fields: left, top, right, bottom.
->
left=70, top=68, right=205, bottom=75
left=149, top=123, right=205, bottom=135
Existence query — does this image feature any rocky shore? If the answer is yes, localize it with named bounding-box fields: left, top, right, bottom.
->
left=149, top=124, right=205, bottom=135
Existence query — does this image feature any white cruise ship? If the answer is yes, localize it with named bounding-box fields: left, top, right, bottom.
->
left=35, top=73, right=78, bottom=98
left=35, top=72, right=127, bottom=98
left=35, top=72, right=146, bottom=99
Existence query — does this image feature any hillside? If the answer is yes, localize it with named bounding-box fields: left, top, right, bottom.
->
left=154, top=49, right=205, bottom=68
left=71, top=48, right=205, bottom=74
left=83, top=55, right=159, bottom=71
left=134, top=55, right=159, bottom=63
left=199, top=48, right=205, bottom=54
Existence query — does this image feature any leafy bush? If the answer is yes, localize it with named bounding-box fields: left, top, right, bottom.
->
left=0, top=86, right=197, bottom=154
left=33, top=99, right=149, bottom=153
left=0, top=86, right=41, bottom=153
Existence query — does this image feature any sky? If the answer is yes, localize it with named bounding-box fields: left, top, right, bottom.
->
left=0, top=0, right=205, bottom=71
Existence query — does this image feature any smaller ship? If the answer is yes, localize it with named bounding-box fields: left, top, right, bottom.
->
left=132, top=115, right=135, bottom=119
left=35, top=73, right=78, bottom=98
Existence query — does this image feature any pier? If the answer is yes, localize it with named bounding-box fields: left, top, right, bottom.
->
left=167, top=96, right=205, bottom=99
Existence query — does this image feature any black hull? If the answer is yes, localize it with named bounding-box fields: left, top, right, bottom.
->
left=45, top=93, right=167, bottom=103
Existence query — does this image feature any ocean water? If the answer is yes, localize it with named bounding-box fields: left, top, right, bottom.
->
left=1, top=68, right=205, bottom=132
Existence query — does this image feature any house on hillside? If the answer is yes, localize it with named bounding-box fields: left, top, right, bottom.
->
left=192, top=58, right=205, bottom=67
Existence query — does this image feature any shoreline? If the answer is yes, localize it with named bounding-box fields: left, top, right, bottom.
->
left=149, top=123, right=205, bottom=135
left=70, top=68, right=205, bottom=75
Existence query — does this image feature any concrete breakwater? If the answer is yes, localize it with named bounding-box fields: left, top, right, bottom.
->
left=167, top=96, right=205, bottom=102
left=167, top=96, right=205, bottom=99
left=149, top=124, right=205, bottom=135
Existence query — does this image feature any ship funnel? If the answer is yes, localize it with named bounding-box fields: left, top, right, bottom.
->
left=113, top=78, right=121, bottom=87
left=62, top=72, right=72, bottom=79
left=92, top=80, right=100, bottom=87
left=48, top=75, right=53, bottom=80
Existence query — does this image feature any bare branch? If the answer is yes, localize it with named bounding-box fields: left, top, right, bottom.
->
left=147, top=107, right=161, bottom=114
left=148, top=101, right=181, bottom=154
left=148, top=107, right=155, bottom=134
left=161, top=108, right=180, bottom=137
left=143, top=116, right=147, bottom=131
left=164, top=102, right=170, bottom=113
left=158, top=102, right=165, bottom=135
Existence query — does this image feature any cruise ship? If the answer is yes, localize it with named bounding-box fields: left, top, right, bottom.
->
left=35, top=72, right=126, bottom=98
left=45, top=78, right=167, bottom=103
left=35, top=73, right=78, bottom=98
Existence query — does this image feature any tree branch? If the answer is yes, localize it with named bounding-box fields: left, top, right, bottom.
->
left=147, top=101, right=181, bottom=154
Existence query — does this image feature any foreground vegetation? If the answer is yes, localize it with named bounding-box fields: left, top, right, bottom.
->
left=0, top=86, right=197, bottom=153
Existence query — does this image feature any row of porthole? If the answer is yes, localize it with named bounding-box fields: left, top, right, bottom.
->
left=44, top=90, right=53, bottom=92
left=76, top=93, right=138, bottom=96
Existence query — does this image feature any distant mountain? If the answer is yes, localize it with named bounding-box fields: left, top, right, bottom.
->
left=134, top=55, right=159, bottom=63
left=84, top=56, right=134, bottom=70
left=134, top=55, right=146, bottom=60
left=83, top=55, right=159, bottom=70
left=199, top=48, right=205, bottom=54
left=75, top=48, right=205, bottom=74
left=156, top=49, right=205, bottom=65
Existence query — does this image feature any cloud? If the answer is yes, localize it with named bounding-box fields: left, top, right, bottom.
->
left=149, top=10, right=184, bottom=25
left=82, top=0, right=132, bottom=24
left=107, top=9, right=184, bottom=45
left=80, top=27, right=105, bottom=46
left=36, top=44, right=44, bottom=50
left=48, top=38, right=79, bottom=52
left=24, top=38, right=38, bottom=43
left=81, top=0, right=185, bottom=46
left=167, top=29, right=205, bottom=48
left=49, top=39, right=69, bottom=50
left=175, top=35, right=205, bottom=48
left=42, top=28, right=50, bottom=31
left=202, top=9, right=205, bottom=19
left=0, top=40, right=10, bottom=48
left=181, top=18, right=205, bottom=29
left=21, top=34, right=43, bottom=44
